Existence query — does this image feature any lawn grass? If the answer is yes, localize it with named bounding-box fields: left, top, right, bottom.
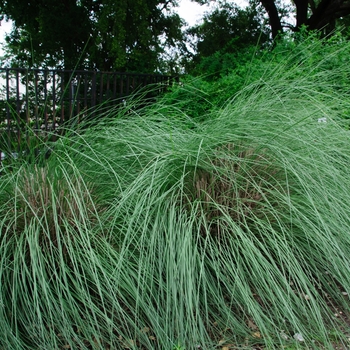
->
left=1, top=35, right=350, bottom=349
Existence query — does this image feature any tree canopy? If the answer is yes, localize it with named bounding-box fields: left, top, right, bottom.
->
left=185, top=1, right=269, bottom=74
left=1, top=0, right=350, bottom=73
left=0, top=0, right=185, bottom=72
left=188, top=2, right=268, bottom=57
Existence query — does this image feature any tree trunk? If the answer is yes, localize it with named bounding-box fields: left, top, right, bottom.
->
left=260, top=0, right=283, bottom=39
left=307, top=0, right=350, bottom=31
left=293, top=0, right=308, bottom=28
left=307, top=0, right=333, bottom=30
left=260, top=0, right=350, bottom=39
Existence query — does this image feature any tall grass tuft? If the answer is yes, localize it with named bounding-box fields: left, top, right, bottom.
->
left=1, top=35, right=350, bottom=349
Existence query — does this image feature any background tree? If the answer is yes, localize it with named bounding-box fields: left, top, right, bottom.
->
left=0, top=0, right=185, bottom=73
left=259, top=0, right=350, bottom=38
left=87, top=0, right=185, bottom=72
left=0, top=0, right=91, bottom=69
left=185, top=1, right=269, bottom=76
left=189, top=2, right=267, bottom=56
left=193, top=0, right=350, bottom=39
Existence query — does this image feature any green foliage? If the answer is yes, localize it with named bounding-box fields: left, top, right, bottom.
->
left=191, top=45, right=257, bottom=79
left=156, top=76, right=216, bottom=123
left=188, top=1, right=268, bottom=56
left=2, top=34, right=350, bottom=349
left=186, top=1, right=269, bottom=76
left=167, top=30, right=350, bottom=124
left=0, top=0, right=185, bottom=72
left=0, top=0, right=91, bottom=69
left=184, top=1, right=350, bottom=76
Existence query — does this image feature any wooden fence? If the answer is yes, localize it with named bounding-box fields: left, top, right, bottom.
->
left=0, top=68, right=178, bottom=162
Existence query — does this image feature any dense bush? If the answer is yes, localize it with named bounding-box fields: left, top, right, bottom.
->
left=167, top=30, right=350, bottom=124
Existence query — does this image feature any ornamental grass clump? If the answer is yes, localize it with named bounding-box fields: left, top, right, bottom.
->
left=1, top=35, right=350, bottom=349
left=1, top=157, right=98, bottom=238
left=0, top=152, right=112, bottom=349
left=182, top=143, right=281, bottom=237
